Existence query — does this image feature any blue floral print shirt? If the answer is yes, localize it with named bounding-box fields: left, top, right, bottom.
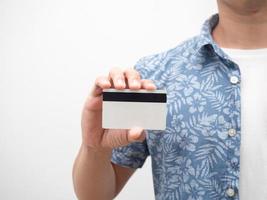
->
left=111, top=14, right=242, bottom=200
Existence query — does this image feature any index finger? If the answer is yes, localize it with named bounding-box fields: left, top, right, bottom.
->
left=91, top=76, right=111, bottom=97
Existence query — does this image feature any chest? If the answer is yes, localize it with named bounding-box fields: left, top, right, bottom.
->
left=147, top=60, right=242, bottom=166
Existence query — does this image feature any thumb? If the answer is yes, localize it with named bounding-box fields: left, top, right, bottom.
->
left=127, top=127, right=147, bottom=142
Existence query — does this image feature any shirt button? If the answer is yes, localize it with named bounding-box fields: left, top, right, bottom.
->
left=228, top=129, right=236, bottom=137
left=226, top=188, right=235, bottom=197
left=230, top=76, right=239, bottom=84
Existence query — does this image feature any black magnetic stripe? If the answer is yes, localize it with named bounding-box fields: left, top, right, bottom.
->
left=103, top=92, right=166, bottom=103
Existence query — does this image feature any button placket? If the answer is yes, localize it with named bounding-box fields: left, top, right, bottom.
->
left=226, top=187, right=235, bottom=197
left=225, top=70, right=240, bottom=198
left=230, top=76, right=239, bottom=84
left=228, top=128, right=236, bottom=137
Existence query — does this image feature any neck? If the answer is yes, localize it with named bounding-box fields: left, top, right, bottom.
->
left=212, top=1, right=267, bottom=49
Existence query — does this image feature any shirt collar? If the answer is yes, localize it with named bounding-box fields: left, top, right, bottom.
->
left=196, top=14, right=231, bottom=60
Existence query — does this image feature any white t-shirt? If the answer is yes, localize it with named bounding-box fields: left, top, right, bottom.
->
left=222, top=48, right=267, bottom=200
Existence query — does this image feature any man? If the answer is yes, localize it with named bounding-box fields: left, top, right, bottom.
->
left=73, top=0, right=267, bottom=199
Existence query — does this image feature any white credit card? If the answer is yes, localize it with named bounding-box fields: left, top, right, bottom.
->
left=102, top=88, right=167, bottom=130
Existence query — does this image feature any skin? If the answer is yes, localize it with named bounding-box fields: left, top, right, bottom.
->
left=73, top=1, right=267, bottom=200
left=213, top=0, right=267, bottom=49
left=72, top=67, right=157, bottom=200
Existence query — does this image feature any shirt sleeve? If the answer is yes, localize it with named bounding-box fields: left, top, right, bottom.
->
left=110, top=55, right=159, bottom=169
left=111, top=140, right=150, bottom=169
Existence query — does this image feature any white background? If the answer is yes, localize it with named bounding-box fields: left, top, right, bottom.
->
left=0, top=0, right=217, bottom=199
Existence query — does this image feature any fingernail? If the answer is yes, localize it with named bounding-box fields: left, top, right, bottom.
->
left=148, top=83, right=156, bottom=89
left=131, top=126, right=143, bottom=133
left=132, top=79, right=140, bottom=86
left=103, top=79, right=110, bottom=85
left=117, top=79, right=124, bottom=86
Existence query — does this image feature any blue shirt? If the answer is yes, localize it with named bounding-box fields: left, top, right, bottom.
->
left=111, top=14, right=242, bottom=200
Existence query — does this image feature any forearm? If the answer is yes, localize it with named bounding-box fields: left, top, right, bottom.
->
left=72, top=144, right=116, bottom=200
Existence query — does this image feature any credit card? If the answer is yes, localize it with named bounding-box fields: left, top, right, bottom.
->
left=102, top=88, right=167, bottom=130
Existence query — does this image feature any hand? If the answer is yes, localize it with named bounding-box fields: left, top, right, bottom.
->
left=81, top=67, right=157, bottom=152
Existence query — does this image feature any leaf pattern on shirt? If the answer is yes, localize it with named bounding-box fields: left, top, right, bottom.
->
left=111, top=14, right=241, bottom=200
